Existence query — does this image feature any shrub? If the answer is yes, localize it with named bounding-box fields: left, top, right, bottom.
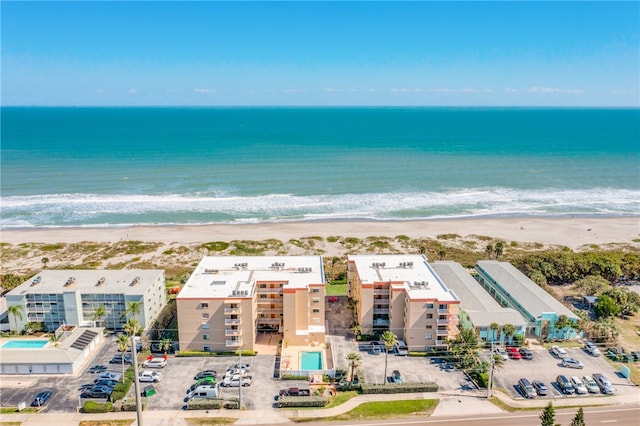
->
left=177, top=350, right=256, bottom=357
left=187, top=398, right=224, bottom=410
left=82, top=400, right=112, bottom=413
left=112, top=398, right=147, bottom=412
left=281, top=374, right=309, bottom=380
left=359, top=382, right=438, bottom=394
left=277, top=396, right=328, bottom=408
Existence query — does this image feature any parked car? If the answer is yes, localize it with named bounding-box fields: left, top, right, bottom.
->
left=519, top=348, right=533, bottom=360
left=562, top=357, right=584, bottom=369
left=551, top=346, right=568, bottom=358
left=227, top=363, right=251, bottom=372
left=109, top=354, right=133, bottom=364
left=570, top=376, right=588, bottom=394
left=369, top=341, right=383, bottom=354
left=138, top=370, right=163, bottom=383
left=582, top=375, right=600, bottom=393
left=88, top=365, right=108, bottom=373
left=392, top=369, right=403, bottom=383
left=533, top=380, right=548, bottom=396
left=186, top=384, right=219, bottom=400
left=187, top=379, right=215, bottom=394
left=80, top=385, right=113, bottom=399
left=506, top=347, right=522, bottom=360
left=592, top=373, right=616, bottom=394
left=97, top=371, right=121, bottom=381
left=221, top=374, right=253, bottom=387
left=279, top=387, right=311, bottom=396
left=142, top=357, right=167, bottom=368
left=584, top=342, right=601, bottom=356
left=493, top=347, right=508, bottom=361
left=518, top=378, right=537, bottom=399
left=31, top=390, right=52, bottom=407
left=556, top=375, right=575, bottom=394
left=93, top=379, right=118, bottom=388
left=194, top=370, right=217, bottom=380
left=393, top=341, right=409, bottom=356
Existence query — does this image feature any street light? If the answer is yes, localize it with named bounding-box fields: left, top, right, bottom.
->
left=131, top=334, right=143, bottom=425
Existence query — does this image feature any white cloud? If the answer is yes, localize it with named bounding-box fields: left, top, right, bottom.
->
left=391, top=88, right=493, bottom=94
left=505, top=88, right=518, bottom=93
left=527, top=86, right=583, bottom=94
left=193, top=88, right=217, bottom=94
left=323, top=88, right=344, bottom=93
left=127, top=88, right=138, bottom=94
left=94, top=89, right=108, bottom=94
left=284, top=88, right=305, bottom=94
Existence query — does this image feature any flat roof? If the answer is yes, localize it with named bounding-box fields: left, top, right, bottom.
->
left=348, top=254, right=458, bottom=302
left=178, top=256, right=325, bottom=299
left=432, top=261, right=526, bottom=327
left=476, top=260, right=578, bottom=320
left=7, top=270, right=164, bottom=296
left=0, top=327, right=102, bottom=364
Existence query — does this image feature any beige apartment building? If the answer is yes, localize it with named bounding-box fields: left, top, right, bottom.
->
left=347, top=254, right=460, bottom=351
left=177, top=256, right=325, bottom=352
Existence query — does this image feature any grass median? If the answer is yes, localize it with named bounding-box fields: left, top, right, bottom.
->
left=292, top=399, right=439, bottom=422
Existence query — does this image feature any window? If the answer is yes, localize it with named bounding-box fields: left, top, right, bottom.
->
left=426, top=303, right=434, bottom=309
left=312, top=308, right=320, bottom=313
left=203, top=345, right=211, bottom=352
left=312, top=318, right=320, bottom=323
left=259, top=284, right=267, bottom=288
left=203, top=334, right=210, bottom=340
left=200, top=302, right=209, bottom=308
left=426, top=325, right=433, bottom=329
left=311, top=288, right=320, bottom=293
left=202, top=323, right=210, bottom=329
left=439, top=304, right=447, bottom=310
left=312, top=298, right=320, bottom=303
left=202, top=313, right=209, bottom=319
left=425, top=333, right=433, bottom=340
left=426, top=313, right=433, bottom=319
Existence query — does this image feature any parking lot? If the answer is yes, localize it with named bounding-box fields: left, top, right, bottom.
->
left=489, top=346, right=637, bottom=400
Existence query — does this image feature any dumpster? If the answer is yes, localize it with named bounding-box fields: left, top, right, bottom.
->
left=143, top=385, right=156, bottom=397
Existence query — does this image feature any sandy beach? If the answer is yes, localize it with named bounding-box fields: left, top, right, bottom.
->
left=2, top=217, right=638, bottom=250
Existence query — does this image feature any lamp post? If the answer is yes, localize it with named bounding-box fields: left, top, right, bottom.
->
left=131, top=334, right=143, bottom=425
left=238, top=352, right=242, bottom=410
left=487, top=341, right=495, bottom=398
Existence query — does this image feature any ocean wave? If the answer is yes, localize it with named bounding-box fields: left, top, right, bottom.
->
left=1, top=188, right=639, bottom=227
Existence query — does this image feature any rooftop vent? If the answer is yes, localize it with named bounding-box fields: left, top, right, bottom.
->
left=130, top=276, right=140, bottom=286
left=371, top=262, right=386, bottom=269
left=270, top=262, right=285, bottom=269
left=231, top=289, right=249, bottom=296
left=204, top=269, right=219, bottom=274
left=210, top=280, right=226, bottom=286
left=297, top=267, right=312, bottom=273
left=64, top=276, right=76, bottom=287
left=234, top=262, right=248, bottom=269
left=399, top=261, right=414, bottom=268
left=96, top=277, right=106, bottom=287
left=30, top=276, right=42, bottom=286
left=411, top=281, right=429, bottom=289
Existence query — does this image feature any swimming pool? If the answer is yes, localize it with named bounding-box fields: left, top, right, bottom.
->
left=1, top=339, right=49, bottom=349
left=301, top=351, right=323, bottom=370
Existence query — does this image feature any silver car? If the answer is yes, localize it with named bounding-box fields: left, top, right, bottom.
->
left=582, top=375, right=600, bottom=393
left=570, top=376, right=588, bottom=394
left=562, top=357, right=584, bottom=369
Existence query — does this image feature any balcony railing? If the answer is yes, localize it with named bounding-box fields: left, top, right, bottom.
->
left=437, top=308, right=449, bottom=314
left=226, top=340, right=242, bottom=347
left=436, top=319, right=450, bottom=325
left=436, top=328, right=449, bottom=335
left=256, top=287, right=283, bottom=294
left=224, top=307, right=241, bottom=315
left=225, top=329, right=241, bottom=336
left=373, top=288, right=388, bottom=295
left=372, top=308, right=389, bottom=314
left=224, top=318, right=241, bottom=325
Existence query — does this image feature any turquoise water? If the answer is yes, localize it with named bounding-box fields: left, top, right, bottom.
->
left=1, top=107, right=638, bottom=227
left=1, top=339, right=49, bottom=349
left=301, top=351, right=323, bottom=371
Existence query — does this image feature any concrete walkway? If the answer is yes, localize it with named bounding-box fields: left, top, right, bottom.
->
left=3, top=389, right=637, bottom=425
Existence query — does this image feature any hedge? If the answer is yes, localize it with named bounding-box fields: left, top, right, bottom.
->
left=111, top=398, right=147, bottom=412
left=281, top=374, right=309, bottom=381
left=177, top=350, right=257, bottom=357
left=277, top=396, right=328, bottom=408
left=109, top=366, right=135, bottom=402
left=359, top=382, right=438, bottom=394
left=187, top=398, right=224, bottom=410
left=82, top=400, right=113, bottom=413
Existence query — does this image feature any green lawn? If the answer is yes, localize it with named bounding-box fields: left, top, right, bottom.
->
left=293, top=399, right=439, bottom=422
left=326, top=283, right=347, bottom=296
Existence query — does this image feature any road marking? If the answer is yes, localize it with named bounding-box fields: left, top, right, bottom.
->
left=599, top=421, right=617, bottom=423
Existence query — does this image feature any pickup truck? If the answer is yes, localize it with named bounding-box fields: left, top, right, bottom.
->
left=138, top=370, right=163, bottom=382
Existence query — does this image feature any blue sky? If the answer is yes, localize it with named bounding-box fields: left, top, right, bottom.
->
left=2, top=1, right=638, bottom=106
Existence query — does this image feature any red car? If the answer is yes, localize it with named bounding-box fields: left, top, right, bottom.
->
left=506, top=347, right=522, bottom=359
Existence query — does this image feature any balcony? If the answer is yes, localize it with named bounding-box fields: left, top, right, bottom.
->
left=225, top=329, right=241, bottom=336
left=224, top=307, right=241, bottom=315
left=256, top=287, right=283, bottom=294
left=226, top=340, right=242, bottom=347
left=437, top=319, right=450, bottom=325
left=372, top=308, right=389, bottom=315
left=373, top=288, right=388, bottom=295
left=224, top=318, right=241, bottom=325
left=436, top=328, right=449, bottom=335
left=437, top=308, right=450, bottom=314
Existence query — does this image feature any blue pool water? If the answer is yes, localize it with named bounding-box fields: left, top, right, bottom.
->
left=301, top=351, right=323, bottom=370
left=1, top=339, right=49, bottom=349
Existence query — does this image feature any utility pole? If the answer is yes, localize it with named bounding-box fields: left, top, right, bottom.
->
left=238, top=352, right=242, bottom=410
left=131, top=335, right=143, bottom=426
left=487, top=341, right=494, bottom=398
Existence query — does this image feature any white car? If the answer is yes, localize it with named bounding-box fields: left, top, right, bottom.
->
left=551, top=346, right=568, bottom=358
left=221, top=374, right=252, bottom=387
left=138, top=370, right=162, bottom=383
left=570, top=376, right=587, bottom=394
left=492, top=347, right=508, bottom=361
left=142, top=357, right=167, bottom=368
left=584, top=342, right=601, bottom=356
left=582, top=375, right=600, bottom=393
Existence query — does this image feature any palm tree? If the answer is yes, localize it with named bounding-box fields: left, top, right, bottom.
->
left=351, top=324, right=362, bottom=340
left=91, top=305, right=107, bottom=328
left=7, top=304, right=25, bottom=334
left=41, top=257, right=50, bottom=268
left=121, top=300, right=143, bottom=325
left=381, top=330, right=398, bottom=385
left=116, top=334, right=130, bottom=381
left=123, top=318, right=141, bottom=337
left=438, top=249, right=447, bottom=260
left=554, top=314, right=571, bottom=340
left=489, top=322, right=500, bottom=342
left=485, top=244, right=494, bottom=259
left=159, top=338, right=172, bottom=354
left=345, top=352, right=362, bottom=385
left=494, top=242, right=504, bottom=260
left=502, top=324, right=516, bottom=344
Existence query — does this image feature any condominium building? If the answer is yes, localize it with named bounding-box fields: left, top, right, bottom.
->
left=177, top=256, right=325, bottom=352
left=432, top=261, right=526, bottom=344
left=347, top=254, right=460, bottom=351
left=5, top=270, right=166, bottom=332
left=475, top=260, right=580, bottom=340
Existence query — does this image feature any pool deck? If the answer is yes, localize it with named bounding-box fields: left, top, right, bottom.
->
left=281, top=342, right=328, bottom=374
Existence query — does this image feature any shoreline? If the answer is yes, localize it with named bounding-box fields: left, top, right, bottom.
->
left=2, top=217, right=638, bottom=250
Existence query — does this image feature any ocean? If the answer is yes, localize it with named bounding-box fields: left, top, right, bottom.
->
left=1, top=107, right=638, bottom=228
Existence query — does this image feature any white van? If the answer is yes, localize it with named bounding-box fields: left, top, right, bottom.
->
left=188, top=384, right=219, bottom=399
